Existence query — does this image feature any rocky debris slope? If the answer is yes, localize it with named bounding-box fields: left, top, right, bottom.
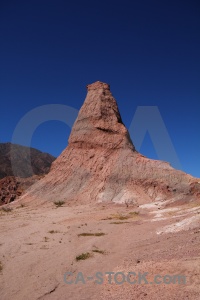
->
left=21, top=81, right=200, bottom=205
left=0, top=175, right=43, bottom=205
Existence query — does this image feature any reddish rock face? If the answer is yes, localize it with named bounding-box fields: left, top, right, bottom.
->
left=21, top=81, right=199, bottom=205
left=0, top=175, right=42, bottom=205
left=68, top=81, right=135, bottom=151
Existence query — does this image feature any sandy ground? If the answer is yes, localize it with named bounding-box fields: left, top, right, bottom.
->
left=0, top=200, right=200, bottom=300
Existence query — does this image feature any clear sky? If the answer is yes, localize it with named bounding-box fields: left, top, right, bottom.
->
left=0, top=0, right=200, bottom=177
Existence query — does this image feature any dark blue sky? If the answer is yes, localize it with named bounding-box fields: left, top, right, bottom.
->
left=0, top=0, right=200, bottom=177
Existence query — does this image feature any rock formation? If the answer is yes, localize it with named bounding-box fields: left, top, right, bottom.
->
left=0, top=175, right=43, bottom=205
left=21, top=81, right=200, bottom=205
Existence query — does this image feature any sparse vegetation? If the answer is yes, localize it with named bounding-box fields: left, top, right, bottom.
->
left=129, top=211, right=139, bottom=216
left=103, top=212, right=139, bottom=221
left=76, top=252, right=92, bottom=261
left=111, top=213, right=129, bottom=220
left=54, top=200, right=65, bottom=207
left=93, top=232, right=105, bottom=236
left=110, top=221, right=129, bottom=224
left=92, top=249, right=105, bottom=254
left=0, top=261, right=3, bottom=272
left=0, top=206, right=13, bottom=212
left=48, top=230, right=59, bottom=234
left=44, top=237, right=49, bottom=242
left=117, top=215, right=129, bottom=220
left=78, top=232, right=105, bottom=237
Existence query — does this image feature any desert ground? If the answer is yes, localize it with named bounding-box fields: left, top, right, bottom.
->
left=0, top=198, right=200, bottom=300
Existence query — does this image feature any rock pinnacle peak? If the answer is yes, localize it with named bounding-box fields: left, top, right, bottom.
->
left=68, top=80, right=134, bottom=151
left=87, top=81, right=110, bottom=91
left=21, top=83, right=199, bottom=206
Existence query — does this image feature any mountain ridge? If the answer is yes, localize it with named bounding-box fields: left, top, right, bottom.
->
left=0, top=142, right=56, bottom=205
left=0, top=142, right=55, bottom=179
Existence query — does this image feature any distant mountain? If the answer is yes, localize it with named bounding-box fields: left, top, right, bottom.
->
left=0, top=143, right=56, bottom=205
left=0, top=143, right=56, bottom=179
